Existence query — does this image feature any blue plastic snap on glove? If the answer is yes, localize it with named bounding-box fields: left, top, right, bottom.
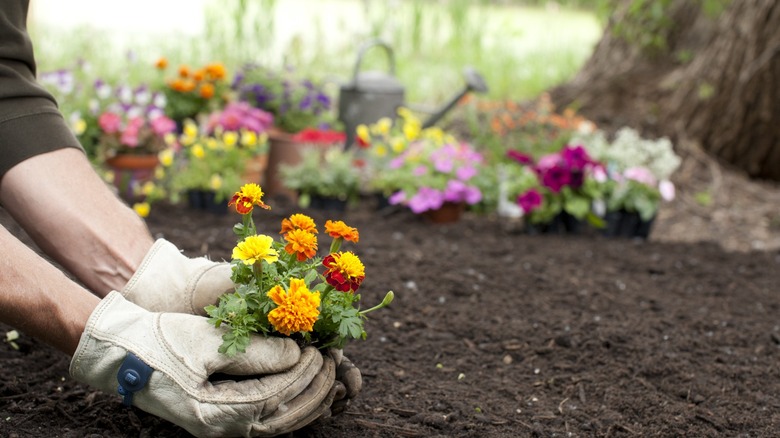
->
left=116, top=353, right=154, bottom=407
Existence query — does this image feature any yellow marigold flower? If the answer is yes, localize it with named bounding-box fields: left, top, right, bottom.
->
left=356, top=124, right=370, bottom=145
left=191, top=144, right=205, bottom=159
left=164, top=132, right=177, bottom=147
left=284, top=229, right=318, bottom=262
left=267, top=278, right=320, bottom=336
left=193, top=69, right=205, bottom=82
left=391, top=138, right=406, bottom=154
left=232, top=234, right=278, bottom=265
left=229, top=183, right=270, bottom=213
left=154, top=166, right=165, bottom=180
left=223, top=131, right=238, bottom=147
left=178, top=65, right=190, bottom=78
left=397, top=107, right=414, bottom=120
left=209, top=174, right=223, bottom=191
left=141, top=181, right=156, bottom=196
left=241, top=130, right=258, bottom=147
left=324, top=220, right=359, bottom=242
left=423, top=127, right=445, bottom=144
left=205, top=137, right=219, bottom=150
left=376, top=117, right=392, bottom=135
left=403, top=120, right=421, bottom=141
left=72, top=118, right=87, bottom=135
left=374, top=144, right=388, bottom=157
left=158, top=149, right=174, bottom=167
left=133, top=202, right=150, bottom=218
left=280, top=213, right=318, bottom=235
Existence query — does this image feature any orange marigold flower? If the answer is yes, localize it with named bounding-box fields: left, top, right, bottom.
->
left=228, top=183, right=270, bottom=214
left=178, top=65, right=190, bottom=78
left=324, top=220, right=359, bottom=243
left=284, top=229, right=318, bottom=262
left=155, top=57, right=168, bottom=70
left=322, top=251, right=365, bottom=293
left=280, top=213, right=318, bottom=235
left=193, top=69, right=206, bottom=82
left=199, top=83, right=215, bottom=99
left=267, top=278, right=320, bottom=336
left=206, top=62, right=227, bottom=80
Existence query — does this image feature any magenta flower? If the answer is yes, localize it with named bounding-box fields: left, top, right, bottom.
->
left=517, top=189, right=543, bottom=213
left=507, top=150, right=534, bottom=165
left=561, top=145, right=592, bottom=169
left=407, top=187, right=445, bottom=213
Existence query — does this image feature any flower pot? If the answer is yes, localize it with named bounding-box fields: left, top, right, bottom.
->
left=105, top=154, right=159, bottom=203
left=308, top=194, right=348, bottom=212
left=242, top=153, right=269, bottom=185
left=422, top=202, right=465, bottom=224
left=186, top=190, right=227, bottom=215
left=603, top=210, right=655, bottom=239
left=265, top=128, right=304, bottom=202
left=525, top=212, right=583, bottom=235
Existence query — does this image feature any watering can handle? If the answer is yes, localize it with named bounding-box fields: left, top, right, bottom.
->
left=351, top=39, right=396, bottom=83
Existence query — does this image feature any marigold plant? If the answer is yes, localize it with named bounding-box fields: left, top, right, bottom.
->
left=206, top=183, right=393, bottom=355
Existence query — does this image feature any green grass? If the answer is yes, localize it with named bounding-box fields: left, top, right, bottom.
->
left=30, top=0, right=602, bottom=105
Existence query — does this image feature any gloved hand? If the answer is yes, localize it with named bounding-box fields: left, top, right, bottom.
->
left=121, top=239, right=364, bottom=414
left=327, top=349, right=363, bottom=415
left=121, top=238, right=233, bottom=315
left=70, top=292, right=338, bottom=438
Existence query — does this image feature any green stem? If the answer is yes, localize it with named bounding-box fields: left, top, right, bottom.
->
left=329, top=237, right=343, bottom=254
left=359, top=291, right=394, bottom=316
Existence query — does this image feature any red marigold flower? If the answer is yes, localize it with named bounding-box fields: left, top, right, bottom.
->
left=228, top=183, right=270, bottom=214
left=322, top=251, right=365, bottom=293
left=324, top=220, right=359, bottom=243
left=284, top=229, right=318, bottom=262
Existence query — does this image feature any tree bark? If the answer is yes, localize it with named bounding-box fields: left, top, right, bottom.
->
left=550, top=0, right=780, bottom=181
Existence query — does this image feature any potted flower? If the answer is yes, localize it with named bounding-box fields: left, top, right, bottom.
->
left=279, top=129, right=359, bottom=211
left=506, top=145, right=607, bottom=234
left=204, top=101, right=275, bottom=186
left=92, top=82, right=177, bottom=202
left=232, top=64, right=342, bottom=199
left=357, top=108, right=482, bottom=222
left=168, top=119, right=269, bottom=213
left=571, top=127, right=681, bottom=238
left=155, top=58, right=232, bottom=125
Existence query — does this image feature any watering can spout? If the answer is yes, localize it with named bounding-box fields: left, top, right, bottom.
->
left=422, top=66, right=488, bottom=129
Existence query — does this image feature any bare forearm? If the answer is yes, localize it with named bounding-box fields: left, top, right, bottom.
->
left=0, top=149, right=154, bottom=295
left=0, top=225, right=99, bottom=355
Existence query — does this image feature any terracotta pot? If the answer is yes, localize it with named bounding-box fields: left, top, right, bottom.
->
left=422, top=202, right=465, bottom=224
left=105, top=154, right=159, bottom=202
left=265, top=128, right=304, bottom=201
left=242, top=153, right=269, bottom=186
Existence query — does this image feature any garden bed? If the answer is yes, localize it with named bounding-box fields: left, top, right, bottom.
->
left=2, top=200, right=779, bottom=437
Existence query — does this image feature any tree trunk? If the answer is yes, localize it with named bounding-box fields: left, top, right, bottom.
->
left=550, top=0, right=780, bottom=181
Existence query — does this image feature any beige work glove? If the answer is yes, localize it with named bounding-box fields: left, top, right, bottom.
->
left=122, top=239, right=364, bottom=412
left=121, top=238, right=234, bottom=315
left=70, top=292, right=339, bottom=438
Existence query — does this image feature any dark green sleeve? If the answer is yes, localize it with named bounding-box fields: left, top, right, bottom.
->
left=0, top=0, right=83, bottom=179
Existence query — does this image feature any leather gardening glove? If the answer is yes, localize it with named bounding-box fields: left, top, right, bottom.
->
left=70, top=292, right=340, bottom=438
left=327, top=349, right=363, bottom=415
left=121, top=238, right=233, bottom=315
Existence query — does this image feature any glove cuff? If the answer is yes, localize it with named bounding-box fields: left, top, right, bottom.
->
left=121, top=238, right=232, bottom=314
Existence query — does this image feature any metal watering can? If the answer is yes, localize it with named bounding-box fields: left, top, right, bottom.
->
left=338, top=39, right=488, bottom=148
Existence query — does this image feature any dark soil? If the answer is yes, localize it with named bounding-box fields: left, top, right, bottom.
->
left=2, top=198, right=780, bottom=438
